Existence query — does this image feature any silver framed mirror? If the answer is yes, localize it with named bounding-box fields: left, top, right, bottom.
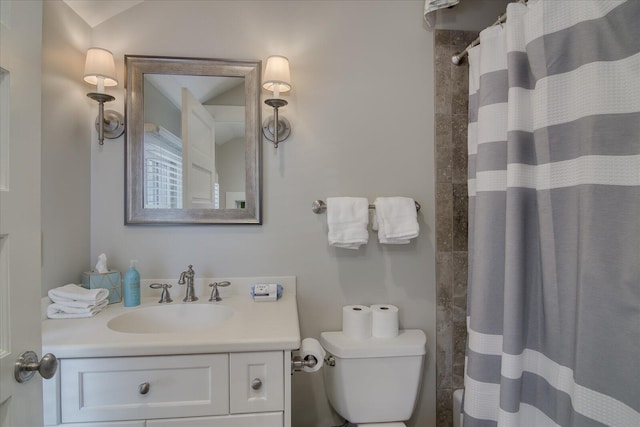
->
left=125, top=55, right=261, bottom=224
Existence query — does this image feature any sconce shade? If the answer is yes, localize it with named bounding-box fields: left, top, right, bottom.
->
left=262, top=55, right=291, bottom=93
left=83, top=48, right=118, bottom=87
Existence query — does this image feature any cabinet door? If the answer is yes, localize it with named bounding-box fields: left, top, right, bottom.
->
left=147, top=412, right=283, bottom=427
left=61, top=422, right=145, bottom=427
left=61, top=354, right=229, bottom=423
left=230, top=352, right=284, bottom=414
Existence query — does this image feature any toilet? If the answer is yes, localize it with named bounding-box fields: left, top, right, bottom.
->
left=319, top=329, right=427, bottom=426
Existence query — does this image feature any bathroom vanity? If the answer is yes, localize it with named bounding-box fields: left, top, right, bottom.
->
left=42, top=277, right=300, bottom=427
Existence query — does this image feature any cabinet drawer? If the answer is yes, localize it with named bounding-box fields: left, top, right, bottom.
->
left=230, top=351, right=284, bottom=414
left=61, top=354, right=229, bottom=423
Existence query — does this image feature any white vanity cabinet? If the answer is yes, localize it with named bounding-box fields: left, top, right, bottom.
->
left=47, top=351, right=289, bottom=427
left=42, top=278, right=300, bottom=427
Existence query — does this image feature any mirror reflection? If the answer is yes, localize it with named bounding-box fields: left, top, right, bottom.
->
left=125, top=55, right=261, bottom=225
left=143, top=75, right=246, bottom=210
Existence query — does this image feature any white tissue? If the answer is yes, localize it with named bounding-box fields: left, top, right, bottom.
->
left=342, top=305, right=373, bottom=340
left=299, top=338, right=325, bottom=372
left=371, top=304, right=400, bottom=338
left=95, top=253, right=108, bottom=274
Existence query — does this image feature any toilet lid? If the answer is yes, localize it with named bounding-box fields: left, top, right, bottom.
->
left=320, top=329, right=426, bottom=358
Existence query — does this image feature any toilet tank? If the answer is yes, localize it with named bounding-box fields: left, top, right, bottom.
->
left=320, top=330, right=426, bottom=424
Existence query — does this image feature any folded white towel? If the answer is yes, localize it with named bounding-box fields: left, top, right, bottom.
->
left=47, top=296, right=105, bottom=309
left=373, top=197, right=420, bottom=244
left=47, top=300, right=108, bottom=319
left=327, top=197, right=369, bottom=250
left=48, top=284, right=109, bottom=304
left=424, top=0, right=460, bottom=28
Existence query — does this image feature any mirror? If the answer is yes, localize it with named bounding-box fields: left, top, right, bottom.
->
left=125, top=55, right=261, bottom=224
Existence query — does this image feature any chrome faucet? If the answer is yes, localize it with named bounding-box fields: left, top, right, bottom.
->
left=178, top=265, right=198, bottom=302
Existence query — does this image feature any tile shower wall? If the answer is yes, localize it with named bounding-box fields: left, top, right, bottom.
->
left=434, top=29, right=476, bottom=427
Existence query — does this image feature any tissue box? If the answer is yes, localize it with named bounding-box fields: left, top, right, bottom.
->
left=81, top=270, right=122, bottom=304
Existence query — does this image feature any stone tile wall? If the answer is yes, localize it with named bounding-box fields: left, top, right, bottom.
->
left=434, top=29, right=476, bottom=427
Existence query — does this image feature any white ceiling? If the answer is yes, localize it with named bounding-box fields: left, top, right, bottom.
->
left=63, top=0, right=143, bottom=28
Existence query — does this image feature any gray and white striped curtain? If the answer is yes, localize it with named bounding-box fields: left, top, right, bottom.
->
left=465, top=1, right=640, bottom=426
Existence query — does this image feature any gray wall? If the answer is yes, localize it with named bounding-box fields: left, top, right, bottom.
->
left=209, top=83, right=245, bottom=106
left=41, top=0, right=92, bottom=295
left=44, top=1, right=437, bottom=426
left=143, top=79, right=181, bottom=137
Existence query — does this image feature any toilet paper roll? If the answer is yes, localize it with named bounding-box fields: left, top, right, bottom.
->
left=342, top=305, right=372, bottom=340
left=371, top=304, right=399, bottom=338
left=300, top=338, right=325, bottom=372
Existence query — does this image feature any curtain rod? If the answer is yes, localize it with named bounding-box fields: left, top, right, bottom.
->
left=451, top=0, right=528, bottom=65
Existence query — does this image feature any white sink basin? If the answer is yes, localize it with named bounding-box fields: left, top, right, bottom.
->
left=107, top=304, right=234, bottom=334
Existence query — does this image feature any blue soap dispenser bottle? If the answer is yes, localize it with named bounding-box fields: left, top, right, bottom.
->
left=123, top=260, right=140, bottom=307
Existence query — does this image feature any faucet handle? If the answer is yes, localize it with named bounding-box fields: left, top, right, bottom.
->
left=150, top=283, right=173, bottom=304
left=208, top=281, right=231, bottom=302
left=211, top=281, right=230, bottom=288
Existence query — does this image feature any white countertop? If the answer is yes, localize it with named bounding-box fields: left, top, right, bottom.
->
left=42, top=276, right=301, bottom=358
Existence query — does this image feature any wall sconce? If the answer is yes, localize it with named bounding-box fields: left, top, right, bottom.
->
left=83, top=47, right=125, bottom=145
left=262, top=55, right=292, bottom=149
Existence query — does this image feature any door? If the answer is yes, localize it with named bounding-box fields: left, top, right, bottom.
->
left=181, top=88, right=217, bottom=209
left=0, top=1, right=45, bottom=426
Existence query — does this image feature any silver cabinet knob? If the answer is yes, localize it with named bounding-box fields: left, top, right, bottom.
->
left=138, top=382, right=150, bottom=395
left=251, top=378, right=262, bottom=390
left=14, top=351, right=58, bottom=383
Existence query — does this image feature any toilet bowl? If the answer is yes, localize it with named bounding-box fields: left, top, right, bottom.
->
left=320, top=329, right=427, bottom=426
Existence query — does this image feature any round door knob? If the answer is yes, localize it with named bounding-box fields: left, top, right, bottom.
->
left=14, top=351, right=58, bottom=383
left=138, top=382, right=150, bottom=395
left=251, top=378, right=262, bottom=390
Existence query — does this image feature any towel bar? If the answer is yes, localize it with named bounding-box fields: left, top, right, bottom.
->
left=311, top=199, right=421, bottom=214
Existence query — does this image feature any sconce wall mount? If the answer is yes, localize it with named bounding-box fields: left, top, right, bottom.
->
left=262, top=98, right=291, bottom=147
left=86, top=92, right=125, bottom=144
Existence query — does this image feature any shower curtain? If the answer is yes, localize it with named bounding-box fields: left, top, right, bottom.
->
left=465, top=1, right=640, bottom=426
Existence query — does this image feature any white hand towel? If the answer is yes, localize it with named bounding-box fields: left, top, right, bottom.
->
left=424, top=0, right=460, bottom=28
left=47, top=300, right=108, bottom=319
left=327, top=197, right=369, bottom=249
left=47, top=296, right=107, bottom=309
left=48, top=284, right=109, bottom=304
left=374, top=197, right=419, bottom=244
